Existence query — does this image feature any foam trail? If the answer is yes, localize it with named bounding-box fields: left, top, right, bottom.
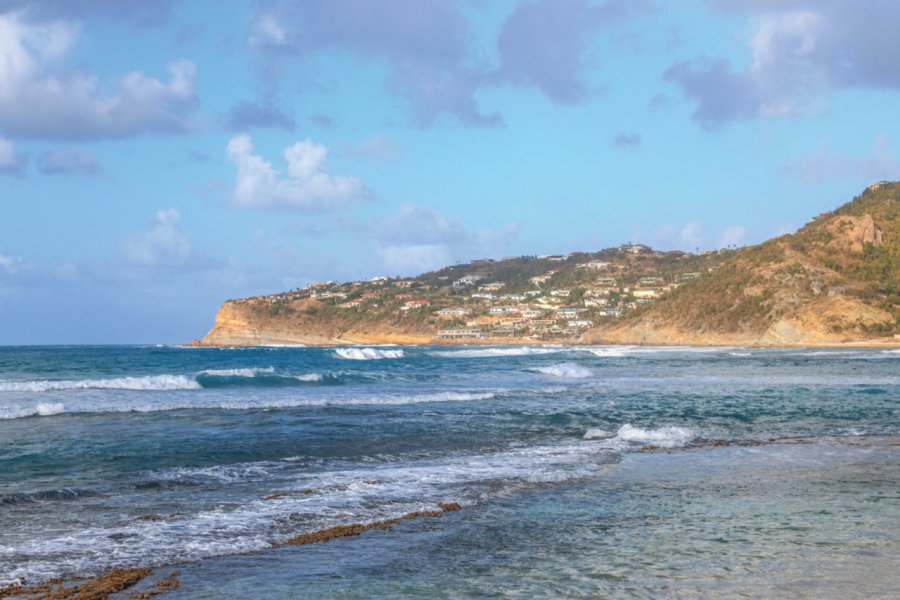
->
left=3, top=437, right=618, bottom=584
left=582, top=428, right=610, bottom=439
left=200, top=367, right=275, bottom=377
left=0, top=391, right=496, bottom=419
left=431, top=346, right=564, bottom=358
left=531, top=363, right=592, bottom=378
left=335, top=348, right=405, bottom=360
left=0, top=375, right=201, bottom=393
left=0, top=403, right=66, bottom=419
left=294, top=374, right=323, bottom=382
left=585, top=347, right=631, bottom=358
left=607, top=424, right=695, bottom=448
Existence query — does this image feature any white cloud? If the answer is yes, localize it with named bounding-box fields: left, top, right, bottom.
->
left=780, top=135, right=900, bottom=183
left=717, top=225, right=747, bottom=248
left=227, top=134, right=367, bottom=210
left=122, top=209, right=192, bottom=268
left=0, top=12, right=198, bottom=140
left=667, top=1, right=900, bottom=127
left=0, top=254, right=24, bottom=274
left=37, top=148, right=102, bottom=175
left=377, top=244, right=453, bottom=276
left=0, top=136, right=27, bottom=175
left=679, top=221, right=704, bottom=248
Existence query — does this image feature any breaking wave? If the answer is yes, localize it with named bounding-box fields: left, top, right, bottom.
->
left=0, top=391, right=496, bottom=419
left=200, top=367, right=276, bottom=377
left=334, top=348, right=405, bottom=360
left=0, top=375, right=201, bottom=393
left=582, top=424, right=695, bottom=449
left=0, top=402, right=66, bottom=419
left=431, top=346, right=564, bottom=358
left=611, top=424, right=694, bottom=448
left=530, top=362, right=592, bottom=378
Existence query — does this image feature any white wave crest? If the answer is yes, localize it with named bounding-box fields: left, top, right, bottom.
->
left=531, top=362, right=592, bottom=378
left=0, top=391, right=496, bottom=419
left=200, top=367, right=276, bottom=377
left=294, top=373, right=323, bottom=382
left=0, top=375, right=201, bottom=393
left=334, top=347, right=405, bottom=360
left=611, top=424, right=694, bottom=448
left=582, top=427, right=610, bottom=439
left=0, top=402, right=66, bottom=419
left=431, top=346, right=564, bottom=358
left=585, top=347, right=631, bottom=357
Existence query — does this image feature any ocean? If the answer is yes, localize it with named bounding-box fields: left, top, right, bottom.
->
left=1, top=344, right=897, bottom=598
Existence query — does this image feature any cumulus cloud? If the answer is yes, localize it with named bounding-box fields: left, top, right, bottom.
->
left=339, top=135, right=403, bottom=163
left=613, top=132, right=641, bottom=148
left=249, top=0, right=501, bottom=127
left=122, top=209, right=192, bottom=268
left=679, top=221, right=704, bottom=248
left=493, top=0, right=648, bottom=104
left=225, top=101, right=296, bottom=132
left=378, top=244, right=453, bottom=275
left=717, top=225, right=747, bottom=248
left=0, top=253, right=24, bottom=274
left=371, top=203, right=468, bottom=245
left=780, top=135, right=900, bottom=183
left=37, top=148, right=102, bottom=176
left=0, top=11, right=198, bottom=140
left=666, top=0, right=900, bottom=127
left=340, top=203, right=521, bottom=276
left=0, top=136, right=27, bottom=175
left=227, top=134, right=367, bottom=210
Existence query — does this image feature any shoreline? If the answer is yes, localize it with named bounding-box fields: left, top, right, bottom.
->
left=186, top=337, right=900, bottom=349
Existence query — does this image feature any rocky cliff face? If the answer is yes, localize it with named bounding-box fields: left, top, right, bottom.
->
left=200, top=298, right=434, bottom=347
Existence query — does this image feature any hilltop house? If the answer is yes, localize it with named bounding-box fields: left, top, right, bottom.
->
left=567, top=319, right=593, bottom=328
left=437, top=328, right=484, bottom=339
left=437, top=307, right=473, bottom=317
left=453, top=275, right=484, bottom=287
left=578, top=261, right=610, bottom=270
left=675, top=272, right=702, bottom=282
left=401, top=299, right=429, bottom=311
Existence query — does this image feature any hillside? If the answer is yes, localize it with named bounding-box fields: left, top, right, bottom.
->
left=197, top=183, right=899, bottom=347
left=594, top=182, right=899, bottom=345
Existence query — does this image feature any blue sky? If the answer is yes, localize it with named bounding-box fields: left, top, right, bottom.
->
left=1, top=0, right=899, bottom=344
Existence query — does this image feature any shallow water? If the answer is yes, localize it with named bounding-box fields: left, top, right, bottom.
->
left=1, top=345, right=897, bottom=597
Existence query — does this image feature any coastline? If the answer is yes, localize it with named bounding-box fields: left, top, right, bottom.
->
left=189, top=335, right=900, bottom=349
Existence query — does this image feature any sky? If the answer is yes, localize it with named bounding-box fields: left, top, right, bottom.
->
left=1, top=0, right=899, bottom=344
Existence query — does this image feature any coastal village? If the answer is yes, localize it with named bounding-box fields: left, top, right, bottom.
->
left=237, top=243, right=733, bottom=343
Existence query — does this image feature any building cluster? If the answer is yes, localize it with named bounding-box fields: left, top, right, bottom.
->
left=246, top=244, right=715, bottom=341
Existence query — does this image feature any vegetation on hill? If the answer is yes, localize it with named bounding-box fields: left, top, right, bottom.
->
left=619, top=182, right=899, bottom=340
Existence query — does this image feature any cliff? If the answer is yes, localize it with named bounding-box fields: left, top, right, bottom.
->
left=200, top=297, right=435, bottom=346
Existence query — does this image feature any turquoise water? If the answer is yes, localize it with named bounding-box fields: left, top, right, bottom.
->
left=1, top=345, right=897, bottom=598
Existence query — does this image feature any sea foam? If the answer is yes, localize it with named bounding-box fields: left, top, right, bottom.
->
left=334, top=347, right=405, bottom=360
left=610, top=424, right=695, bottom=448
left=0, top=390, right=496, bottom=419
left=200, top=367, right=276, bottom=377
left=531, top=362, right=592, bottom=378
left=0, top=375, right=201, bottom=393
left=431, top=346, right=564, bottom=358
